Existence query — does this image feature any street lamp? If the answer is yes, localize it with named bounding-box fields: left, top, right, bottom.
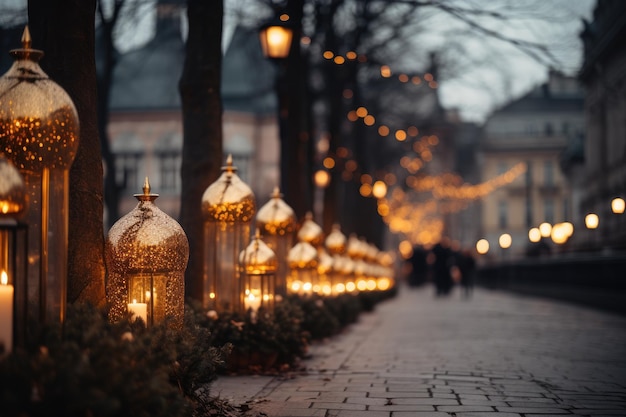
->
left=259, top=14, right=294, bottom=60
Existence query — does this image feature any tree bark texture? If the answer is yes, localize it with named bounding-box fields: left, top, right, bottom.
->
left=179, top=0, right=223, bottom=301
left=28, top=0, right=106, bottom=307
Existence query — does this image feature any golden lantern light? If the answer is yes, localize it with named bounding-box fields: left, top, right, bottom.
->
left=201, top=155, right=256, bottom=312
left=611, top=197, right=625, bottom=214
left=325, top=223, right=347, bottom=255
left=106, top=178, right=189, bottom=329
left=0, top=155, right=28, bottom=352
left=297, top=211, right=324, bottom=247
left=585, top=213, right=599, bottom=229
left=549, top=222, right=573, bottom=245
left=538, top=222, right=552, bottom=238
left=476, top=238, right=489, bottom=255
left=287, top=241, right=318, bottom=295
left=256, top=186, right=296, bottom=296
left=259, top=13, right=294, bottom=59
left=528, top=227, right=541, bottom=243
left=316, top=247, right=333, bottom=295
left=239, top=230, right=277, bottom=317
left=498, top=233, right=512, bottom=249
left=0, top=26, right=79, bottom=324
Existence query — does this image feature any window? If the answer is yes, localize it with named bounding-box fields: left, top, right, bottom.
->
left=157, top=151, right=181, bottom=193
left=115, top=152, right=143, bottom=192
left=498, top=201, right=508, bottom=229
left=544, top=199, right=554, bottom=224
left=544, top=160, right=554, bottom=186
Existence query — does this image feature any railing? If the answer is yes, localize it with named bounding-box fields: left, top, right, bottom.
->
left=477, top=251, right=626, bottom=315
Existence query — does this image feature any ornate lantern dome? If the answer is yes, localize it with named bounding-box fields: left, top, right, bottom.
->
left=0, top=26, right=79, bottom=172
left=287, top=241, right=318, bottom=269
left=256, top=186, right=296, bottom=236
left=240, top=231, right=278, bottom=275
left=106, top=178, right=189, bottom=328
left=325, top=223, right=346, bottom=255
left=0, top=156, right=27, bottom=219
left=297, top=211, right=323, bottom=247
left=201, top=155, right=255, bottom=222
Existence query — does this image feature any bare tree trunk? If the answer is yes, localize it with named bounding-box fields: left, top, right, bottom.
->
left=179, top=0, right=223, bottom=301
left=28, top=0, right=106, bottom=306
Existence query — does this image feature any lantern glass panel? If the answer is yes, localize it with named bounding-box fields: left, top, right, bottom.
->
left=0, top=28, right=79, bottom=324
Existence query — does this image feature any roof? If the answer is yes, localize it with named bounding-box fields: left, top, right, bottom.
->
left=108, top=21, right=277, bottom=114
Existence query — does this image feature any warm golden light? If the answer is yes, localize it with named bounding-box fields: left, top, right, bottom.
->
left=259, top=24, right=293, bottom=59
left=585, top=213, right=599, bottom=229
left=476, top=239, right=489, bottom=255
left=539, top=222, right=552, bottom=238
left=611, top=197, right=625, bottom=214
left=498, top=233, right=512, bottom=249
left=550, top=223, right=569, bottom=245
left=380, top=65, right=391, bottom=77
left=378, top=125, right=390, bottom=136
left=314, top=169, right=330, bottom=188
left=528, top=227, right=541, bottom=243
left=372, top=181, right=387, bottom=199
left=356, top=107, right=368, bottom=117
left=395, top=130, right=407, bottom=141
left=363, top=115, right=375, bottom=126
left=398, top=240, right=413, bottom=259
left=0, top=270, right=7, bottom=286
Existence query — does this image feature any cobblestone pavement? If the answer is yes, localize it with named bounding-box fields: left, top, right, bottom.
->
left=212, top=285, right=626, bottom=416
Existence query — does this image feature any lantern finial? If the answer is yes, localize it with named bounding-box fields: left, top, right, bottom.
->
left=272, top=186, right=281, bottom=199
left=21, top=26, right=31, bottom=50
left=10, top=25, right=43, bottom=62
left=134, top=177, right=159, bottom=202
left=221, top=154, right=237, bottom=175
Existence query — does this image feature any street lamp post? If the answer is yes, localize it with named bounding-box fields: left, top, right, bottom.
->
left=259, top=4, right=310, bottom=220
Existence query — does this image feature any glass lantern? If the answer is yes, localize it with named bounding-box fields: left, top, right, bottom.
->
left=325, top=223, right=347, bottom=255
left=316, top=247, right=333, bottom=296
left=106, top=178, right=189, bottom=329
left=201, top=155, right=256, bottom=313
left=287, top=241, right=318, bottom=295
left=0, top=27, right=79, bottom=324
left=297, top=211, right=324, bottom=248
left=239, top=230, right=277, bottom=317
left=0, top=155, right=28, bottom=352
left=325, top=224, right=346, bottom=294
left=256, top=186, right=295, bottom=297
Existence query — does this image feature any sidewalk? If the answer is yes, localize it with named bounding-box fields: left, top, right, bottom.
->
left=212, top=285, right=626, bottom=416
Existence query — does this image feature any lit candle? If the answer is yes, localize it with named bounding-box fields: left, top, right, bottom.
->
left=0, top=270, right=13, bottom=353
left=244, top=292, right=262, bottom=313
left=127, top=299, right=147, bottom=324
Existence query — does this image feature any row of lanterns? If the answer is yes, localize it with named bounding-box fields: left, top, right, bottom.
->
left=104, top=155, right=394, bottom=329
left=0, top=27, right=395, bottom=354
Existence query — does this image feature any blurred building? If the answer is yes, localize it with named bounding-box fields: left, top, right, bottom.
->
left=575, top=0, right=626, bottom=251
left=479, top=71, right=585, bottom=260
left=106, top=1, right=279, bottom=221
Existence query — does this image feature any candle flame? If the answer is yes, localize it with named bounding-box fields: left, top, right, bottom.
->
left=132, top=298, right=137, bottom=304
left=1, top=270, right=7, bottom=285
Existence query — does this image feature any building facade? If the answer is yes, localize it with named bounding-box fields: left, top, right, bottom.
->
left=577, top=0, right=626, bottom=251
left=479, top=71, right=585, bottom=260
